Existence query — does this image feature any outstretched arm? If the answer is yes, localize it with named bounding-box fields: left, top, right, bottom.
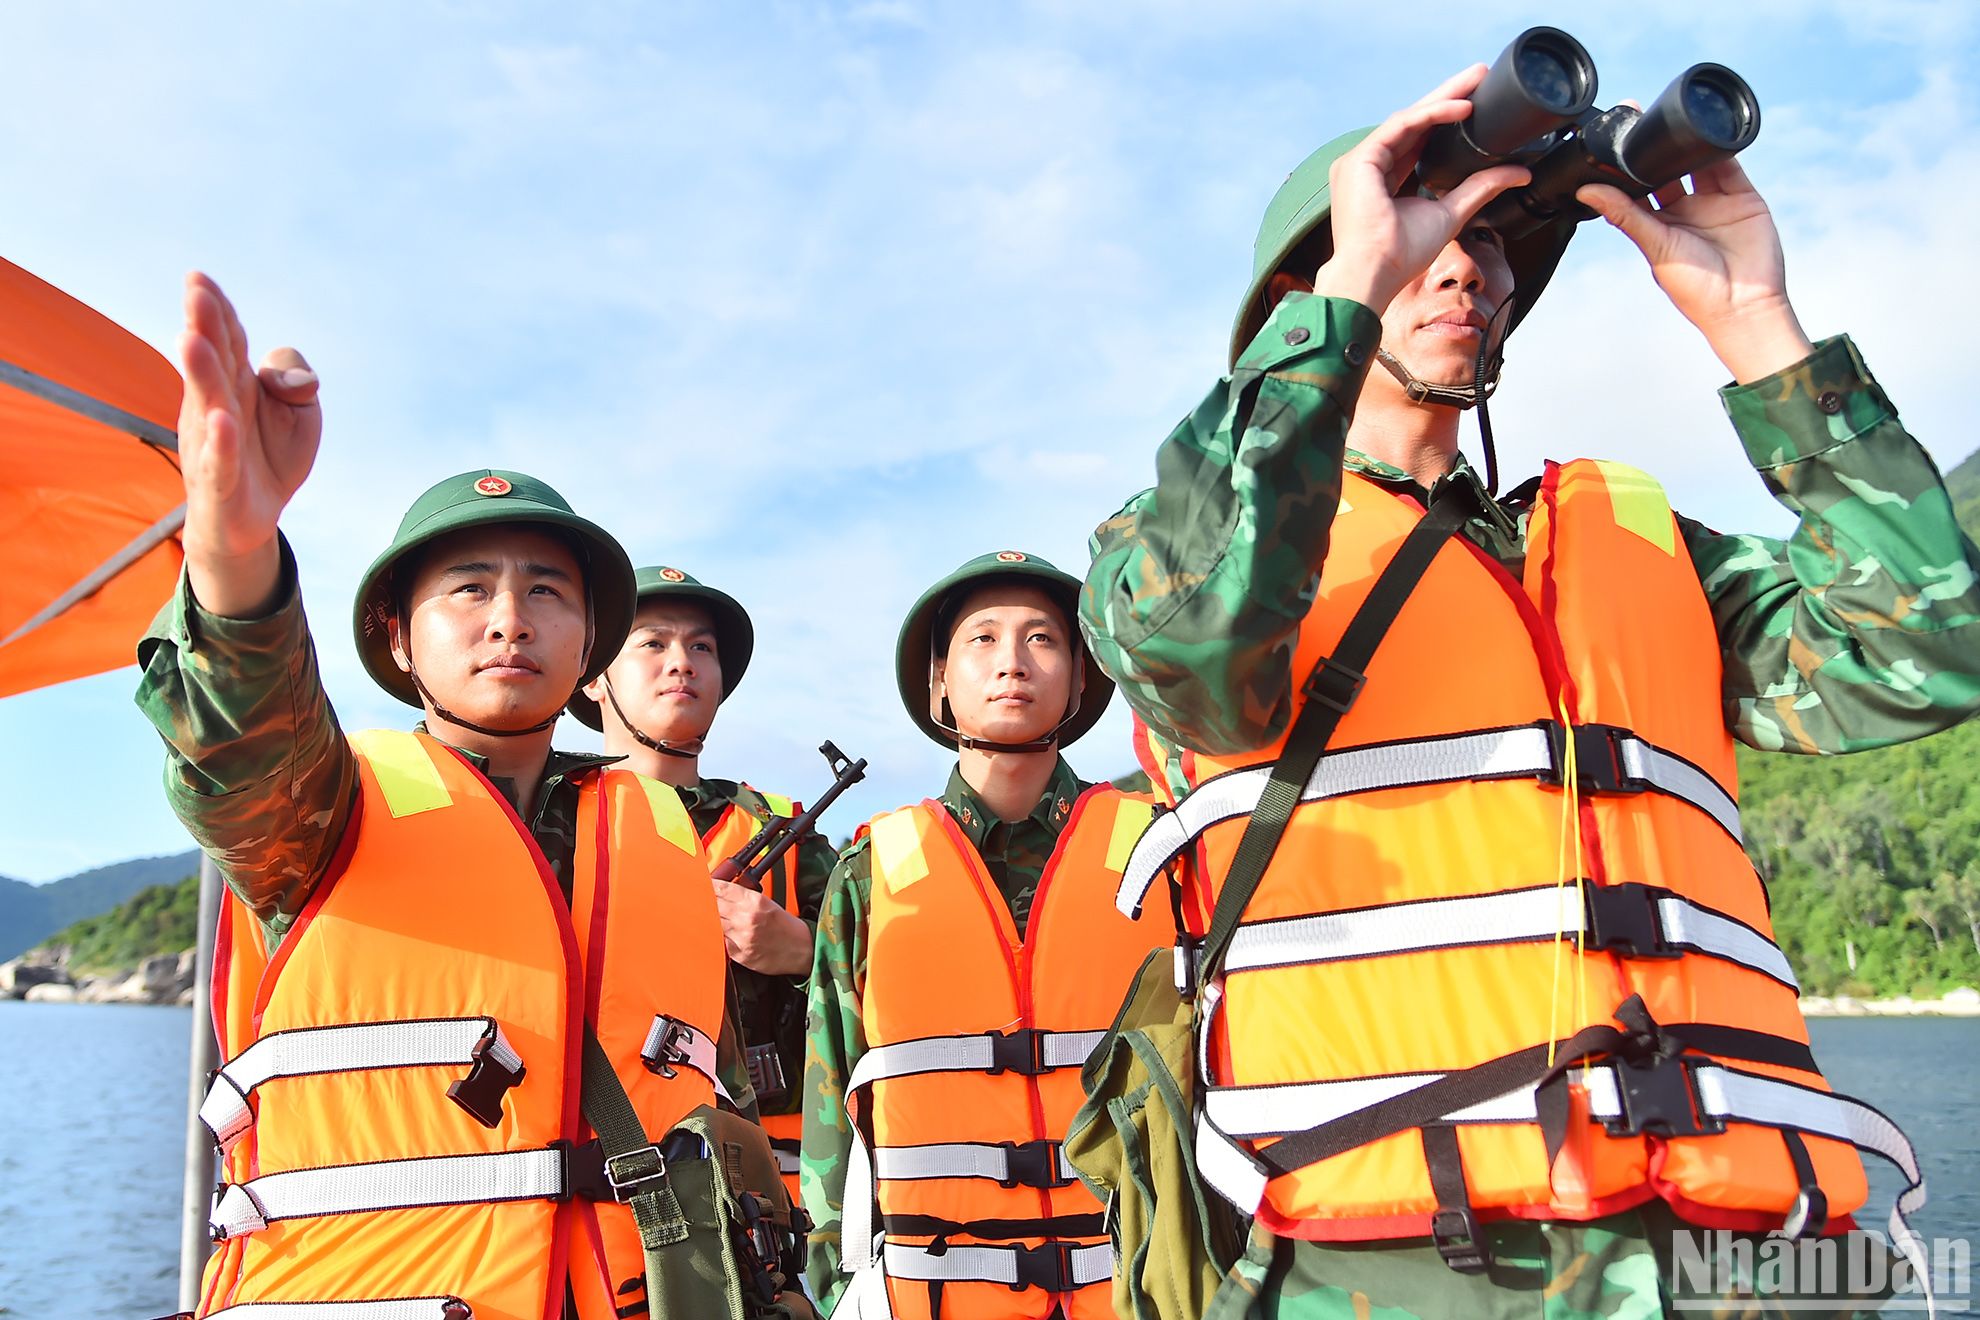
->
left=135, top=274, right=352, bottom=945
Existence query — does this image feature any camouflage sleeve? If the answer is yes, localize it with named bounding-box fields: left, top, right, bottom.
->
left=799, top=836, right=871, bottom=1312
left=1695, top=335, right=1980, bottom=754
left=132, top=539, right=356, bottom=946
left=793, top=831, right=835, bottom=925
left=1079, top=292, right=1383, bottom=755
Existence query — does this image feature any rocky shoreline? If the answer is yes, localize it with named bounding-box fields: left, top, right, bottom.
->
left=0, top=945, right=196, bottom=1005
left=1798, top=986, right=1980, bottom=1017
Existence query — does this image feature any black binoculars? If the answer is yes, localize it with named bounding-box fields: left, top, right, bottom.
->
left=1418, top=27, right=1761, bottom=240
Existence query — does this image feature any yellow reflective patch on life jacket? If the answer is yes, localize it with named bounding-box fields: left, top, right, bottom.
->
left=871, top=810, right=930, bottom=893
left=1592, top=459, right=1676, bottom=556
left=351, top=729, right=452, bottom=818
left=636, top=776, right=700, bottom=856
left=1106, top=797, right=1155, bottom=873
left=760, top=791, right=796, bottom=818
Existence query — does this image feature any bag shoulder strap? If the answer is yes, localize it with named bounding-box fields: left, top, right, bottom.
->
left=1197, top=486, right=1472, bottom=979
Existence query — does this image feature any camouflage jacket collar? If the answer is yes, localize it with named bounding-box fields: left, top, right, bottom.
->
left=939, top=756, right=1085, bottom=850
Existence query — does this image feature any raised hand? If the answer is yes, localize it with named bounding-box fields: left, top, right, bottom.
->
left=177, top=271, right=322, bottom=617
left=1314, top=65, right=1532, bottom=313
left=1578, top=159, right=1814, bottom=383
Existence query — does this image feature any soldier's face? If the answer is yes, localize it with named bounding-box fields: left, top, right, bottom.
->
left=934, top=584, right=1077, bottom=747
left=389, top=526, right=591, bottom=730
left=1373, top=224, right=1515, bottom=389
left=586, top=600, right=723, bottom=747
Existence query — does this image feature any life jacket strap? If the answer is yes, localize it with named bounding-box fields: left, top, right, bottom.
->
left=209, top=1148, right=567, bottom=1241
left=201, top=1301, right=471, bottom=1319
left=873, top=1137, right=1077, bottom=1190
left=879, top=1238, right=1114, bottom=1291
left=1219, top=881, right=1797, bottom=989
left=839, top=1027, right=1107, bottom=1276
left=879, top=1210, right=1107, bottom=1241
left=1116, top=720, right=1742, bottom=919
left=200, top=1017, right=523, bottom=1153
left=1195, top=1046, right=1930, bottom=1301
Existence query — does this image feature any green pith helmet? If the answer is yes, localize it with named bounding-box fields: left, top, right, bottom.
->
left=567, top=565, right=756, bottom=731
left=895, top=550, right=1114, bottom=751
left=1228, top=127, right=1576, bottom=368
left=352, top=470, right=637, bottom=709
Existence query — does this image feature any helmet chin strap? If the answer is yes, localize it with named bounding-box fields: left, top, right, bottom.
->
left=601, top=676, right=703, bottom=760
left=408, top=665, right=561, bottom=738
left=1373, top=295, right=1518, bottom=496
left=932, top=653, right=1084, bottom=755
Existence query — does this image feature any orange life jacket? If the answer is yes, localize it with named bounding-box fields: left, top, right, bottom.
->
left=838, top=786, right=1172, bottom=1320
left=701, top=790, right=806, bottom=1197
left=1115, top=462, right=1927, bottom=1264
left=195, top=729, right=724, bottom=1320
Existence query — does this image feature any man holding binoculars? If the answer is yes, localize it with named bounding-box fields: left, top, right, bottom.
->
left=1073, top=38, right=1980, bottom=1320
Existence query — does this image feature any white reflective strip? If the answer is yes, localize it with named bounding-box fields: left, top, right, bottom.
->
left=206, top=1302, right=466, bottom=1319
left=210, top=1149, right=565, bottom=1240
left=1654, top=899, right=1797, bottom=989
left=1117, top=727, right=1556, bottom=915
left=872, top=1141, right=1077, bottom=1184
left=845, top=1030, right=1103, bottom=1093
left=1224, top=887, right=1573, bottom=974
left=1618, top=737, right=1742, bottom=843
left=1193, top=1111, right=1268, bottom=1215
left=774, top=1148, right=801, bottom=1175
left=1204, top=1071, right=1575, bottom=1139
left=880, top=1240, right=1113, bottom=1287
left=1222, top=885, right=1795, bottom=987
left=640, top=1015, right=720, bottom=1087
left=839, top=1028, right=1102, bottom=1273
left=1693, top=1065, right=1934, bottom=1314
left=201, top=1018, right=505, bottom=1153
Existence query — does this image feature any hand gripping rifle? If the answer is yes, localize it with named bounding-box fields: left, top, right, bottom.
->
left=710, top=740, right=867, bottom=892
left=711, top=741, right=867, bottom=1107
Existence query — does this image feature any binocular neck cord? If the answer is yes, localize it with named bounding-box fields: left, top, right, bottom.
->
left=408, top=665, right=561, bottom=737
left=1372, top=295, right=1514, bottom=497
left=603, top=676, right=703, bottom=759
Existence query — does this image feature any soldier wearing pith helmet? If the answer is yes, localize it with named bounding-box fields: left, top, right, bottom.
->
left=1075, top=55, right=1980, bottom=1320
left=571, top=564, right=837, bottom=1200
left=141, top=275, right=814, bottom=1320
left=800, top=551, right=1174, bottom=1319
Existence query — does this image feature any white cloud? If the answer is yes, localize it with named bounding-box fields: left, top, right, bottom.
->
left=4, top=2, right=1977, bottom=876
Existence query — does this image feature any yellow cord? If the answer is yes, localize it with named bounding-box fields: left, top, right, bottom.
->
left=1548, top=698, right=1592, bottom=1070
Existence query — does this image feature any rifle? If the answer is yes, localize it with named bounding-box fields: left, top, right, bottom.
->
left=713, top=741, right=866, bottom=1105
left=711, top=740, right=867, bottom=893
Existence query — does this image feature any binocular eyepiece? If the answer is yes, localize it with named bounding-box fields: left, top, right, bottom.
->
left=1418, top=27, right=1760, bottom=240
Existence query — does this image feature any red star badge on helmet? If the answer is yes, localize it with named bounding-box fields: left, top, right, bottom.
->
left=996, top=551, right=1026, bottom=563
left=659, top=567, right=686, bottom=582
left=474, top=475, right=512, bottom=497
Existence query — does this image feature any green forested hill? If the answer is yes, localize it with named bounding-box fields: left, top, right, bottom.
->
left=33, top=871, right=200, bottom=974
left=1734, top=445, right=1980, bottom=996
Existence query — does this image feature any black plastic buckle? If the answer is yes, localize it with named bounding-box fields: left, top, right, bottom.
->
left=1783, top=1186, right=1830, bottom=1240
left=1172, top=937, right=1203, bottom=997
left=1603, top=1055, right=1725, bottom=1140
left=1302, top=654, right=1367, bottom=715
left=1582, top=884, right=1679, bottom=959
left=446, top=1025, right=525, bottom=1129
left=997, top=1139, right=1074, bottom=1190
left=1431, top=1207, right=1491, bottom=1273
left=746, top=1041, right=789, bottom=1104
left=986, top=1027, right=1049, bottom=1077
left=1541, top=722, right=1639, bottom=795
left=641, top=1016, right=696, bottom=1079
left=1009, top=1240, right=1078, bottom=1292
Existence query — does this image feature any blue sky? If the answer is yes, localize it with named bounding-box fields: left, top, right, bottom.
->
left=3, top=1, right=1977, bottom=882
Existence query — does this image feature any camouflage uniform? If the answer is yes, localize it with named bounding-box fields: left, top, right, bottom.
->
left=135, top=544, right=759, bottom=1112
left=798, top=758, right=1087, bottom=1312
left=1077, top=289, right=1980, bottom=1316
left=681, top=775, right=835, bottom=1122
